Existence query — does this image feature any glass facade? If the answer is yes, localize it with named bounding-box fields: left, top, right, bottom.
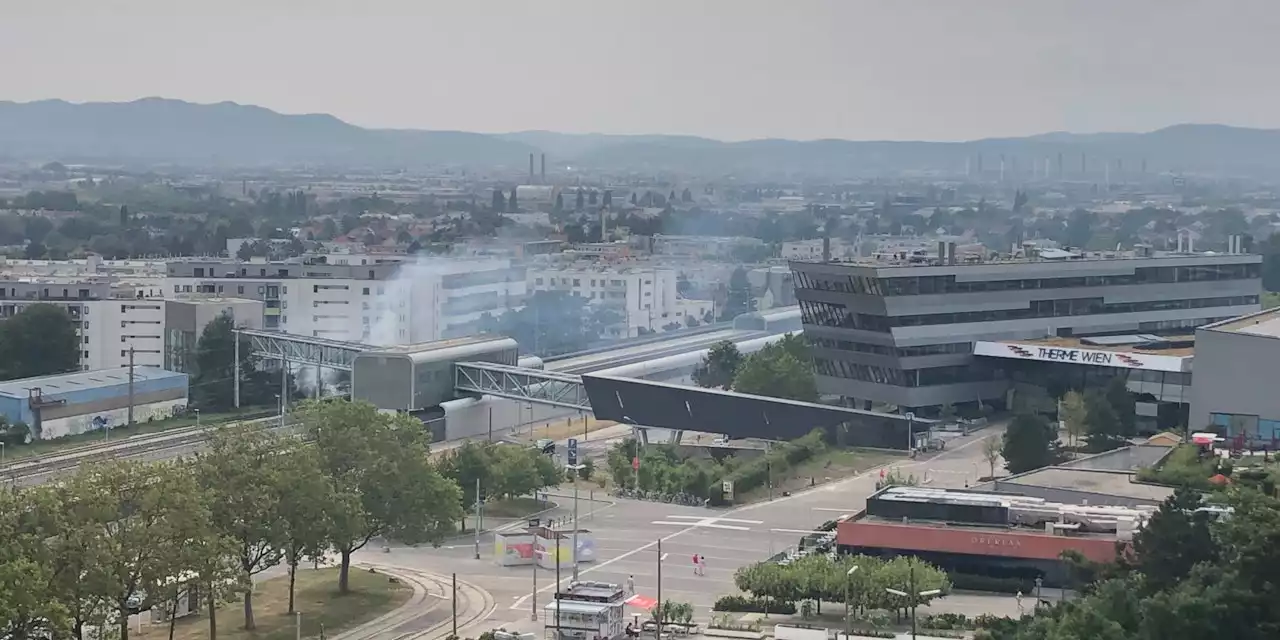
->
left=800, top=296, right=1256, bottom=331
left=793, top=263, right=1260, bottom=296
left=1209, top=412, right=1280, bottom=447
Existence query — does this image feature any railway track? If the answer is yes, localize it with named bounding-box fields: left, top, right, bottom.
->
left=334, top=565, right=494, bottom=640
left=5, top=418, right=299, bottom=487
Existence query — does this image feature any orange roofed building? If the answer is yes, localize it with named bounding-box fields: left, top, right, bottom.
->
left=836, top=486, right=1150, bottom=587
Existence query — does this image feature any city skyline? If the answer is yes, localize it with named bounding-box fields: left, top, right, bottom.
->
left=5, top=0, right=1280, bottom=142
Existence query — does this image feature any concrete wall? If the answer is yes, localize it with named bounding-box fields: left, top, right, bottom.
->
left=1189, top=326, right=1280, bottom=429
left=42, top=398, right=187, bottom=440
left=1057, top=445, right=1172, bottom=472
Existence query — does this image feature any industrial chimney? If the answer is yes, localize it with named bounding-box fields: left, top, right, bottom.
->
left=822, top=236, right=831, bottom=262
left=540, top=154, right=546, bottom=184
left=528, top=153, right=535, bottom=183
left=948, top=242, right=957, bottom=265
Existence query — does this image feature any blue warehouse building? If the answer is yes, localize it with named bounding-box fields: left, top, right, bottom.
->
left=0, top=367, right=189, bottom=441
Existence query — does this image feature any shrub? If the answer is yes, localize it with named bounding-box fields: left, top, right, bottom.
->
left=712, top=595, right=796, bottom=614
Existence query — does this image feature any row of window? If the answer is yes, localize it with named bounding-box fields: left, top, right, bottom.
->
left=813, top=358, right=1004, bottom=387
left=794, top=263, right=1261, bottom=297
left=809, top=337, right=973, bottom=358
left=1209, top=413, right=1280, bottom=443
left=800, top=296, right=1258, bottom=332
left=534, top=276, right=641, bottom=287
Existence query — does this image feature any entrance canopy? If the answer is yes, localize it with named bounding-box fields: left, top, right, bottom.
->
left=581, top=374, right=927, bottom=449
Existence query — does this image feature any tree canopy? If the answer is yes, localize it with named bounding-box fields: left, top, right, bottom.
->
left=1000, top=413, right=1062, bottom=474
left=692, top=340, right=742, bottom=389
left=0, top=303, right=79, bottom=381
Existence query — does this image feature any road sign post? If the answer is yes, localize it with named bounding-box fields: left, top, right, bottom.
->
left=567, top=438, right=578, bottom=467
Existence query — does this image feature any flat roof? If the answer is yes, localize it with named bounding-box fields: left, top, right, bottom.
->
left=369, top=334, right=510, bottom=354
left=857, top=513, right=1120, bottom=541
left=0, top=366, right=186, bottom=398
left=794, top=250, right=1260, bottom=270
left=1001, top=467, right=1176, bottom=503
left=1201, top=307, right=1280, bottom=337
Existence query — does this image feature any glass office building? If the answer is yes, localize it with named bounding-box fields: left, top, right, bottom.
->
left=791, top=249, right=1261, bottom=414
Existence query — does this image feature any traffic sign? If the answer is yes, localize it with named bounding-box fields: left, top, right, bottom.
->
left=721, top=480, right=734, bottom=499
left=567, top=438, right=579, bottom=466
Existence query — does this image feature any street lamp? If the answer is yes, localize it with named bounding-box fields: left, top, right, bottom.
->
left=884, top=563, right=940, bottom=640
left=843, top=565, right=860, bottom=638
left=565, top=463, right=584, bottom=581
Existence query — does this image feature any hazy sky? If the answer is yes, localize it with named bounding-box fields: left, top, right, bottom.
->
left=5, top=0, right=1279, bottom=141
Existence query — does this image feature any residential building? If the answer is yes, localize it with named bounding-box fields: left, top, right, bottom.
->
left=0, top=278, right=167, bottom=370
left=165, top=257, right=525, bottom=344
left=791, top=245, right=1262, bottom=413
left=651, top=234, right=765, bottom=260
left=163, top=296, right=265, bottom=373
left=526, top=265, right=713, bottom=337
left=781, top=238, right=855, bottom=262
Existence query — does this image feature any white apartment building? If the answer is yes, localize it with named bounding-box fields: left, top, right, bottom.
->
left=780, top=238, right=856, bottom=262
left=0, top=278, right=167, bottom=370
left=165, top=256, right=525, bottom=345
left=526, top=265, right=713, bottom=337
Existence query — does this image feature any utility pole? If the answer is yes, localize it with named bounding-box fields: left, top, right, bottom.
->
left=233, top=330, right=241, bottom=409
left=126, top=347, right=136, bottom=428
left=555, top=535, right=562, bottom=635
left=531, top=544, right=538, bottom=621
left=451, top=573, right=458, bottom=638
left=474, top=478, right=482, bottom=560
left=280, top=356, right=288, bottom=428
left=655, top=538, right=662, bottom=640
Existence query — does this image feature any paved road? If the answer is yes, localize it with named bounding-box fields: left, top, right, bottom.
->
left=351, top=425, right=1006, bottom=634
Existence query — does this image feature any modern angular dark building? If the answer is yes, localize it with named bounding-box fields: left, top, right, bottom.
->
left=790, top=243, right=1261, bottom=414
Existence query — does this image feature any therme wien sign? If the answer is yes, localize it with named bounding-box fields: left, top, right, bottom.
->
left=973, top=341, right=1189, bottom=373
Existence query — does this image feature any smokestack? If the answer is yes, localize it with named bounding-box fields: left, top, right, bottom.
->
left=1081, top=153, right=1086, bottom=175
left=948, top=242, right=957, bottom=265
left=540, top=154, right=546, bottom=183
left=938, top=241, right=947, bottom=264
left=822, top=236, right=832, bottom=262
left=529, top=153, right=535, bottom=182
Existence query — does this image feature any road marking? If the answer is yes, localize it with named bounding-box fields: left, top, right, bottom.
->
left=663, top=515, right=762, bottom=524
left=508, top=426, right=1000, bottom=611
left=651, top=520, right=750, bottom=531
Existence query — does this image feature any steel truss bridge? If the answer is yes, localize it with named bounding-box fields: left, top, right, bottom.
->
left=235, top=330, right=591, bottom=410
left=236, top=329, right=375, bottom=371
left=453, top=362, right=590, bottom=410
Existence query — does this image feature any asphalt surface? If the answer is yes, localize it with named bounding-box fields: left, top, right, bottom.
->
left=348, top=424, right=1010, bottom=635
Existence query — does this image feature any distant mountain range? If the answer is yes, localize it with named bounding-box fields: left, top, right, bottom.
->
left=3, top=97, right=1280, bottom=178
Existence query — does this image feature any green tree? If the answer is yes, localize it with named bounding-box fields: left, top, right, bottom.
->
left=692, top=340, right=742, bottom=389
left=61, top=460, right=212, bottom=640
left=1103, top=376, right=1137, bottom=436
left=190, top=312, right=275, bottom=411
left=733, top=350, right=817, bottom=403
left=301, top=399, right=464, bottom=593
left=720, top=267, right=755, bottom=320
left=0, top=303, right=79, bottom=380
left=273, top=444, right=335, bottom=615
left=981, top=435, right=1003, bottom=479
left=1083, top=390, right=1124, bottom=452
left=197, top=423, right=286, bottom=630
left=1059, top=390, right=1088, bottom=450
left=1130, top=488, right=1219, bottom=593
left=0, top=487, right=69, bottom=640
left=1001, top=413, right=1060, bottom=474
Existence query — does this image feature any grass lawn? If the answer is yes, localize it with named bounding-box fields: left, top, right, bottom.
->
left=483, top=496, right=550, bottom=518
left=3, top=406, right=274, bottom=463
left=736, top=448, right=900, bottom=503
left=520, top=417, right=616, bottom=443
left=137, top=567, right=410, bottom=640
